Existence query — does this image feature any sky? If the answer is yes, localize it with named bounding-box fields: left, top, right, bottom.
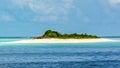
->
left=0, top=0, right=120, bottom=37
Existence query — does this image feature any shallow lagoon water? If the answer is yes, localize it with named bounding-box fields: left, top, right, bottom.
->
left=0, top=38, right=120, bottom=68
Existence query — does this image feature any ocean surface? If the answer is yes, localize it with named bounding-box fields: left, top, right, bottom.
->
left=0, top=38, right=120, bottom=68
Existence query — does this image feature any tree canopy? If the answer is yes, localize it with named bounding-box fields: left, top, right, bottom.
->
left=36, top=30, right=100, bottom=39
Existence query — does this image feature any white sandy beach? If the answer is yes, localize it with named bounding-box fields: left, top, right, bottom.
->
left=9, top=38, right=114, bottom=44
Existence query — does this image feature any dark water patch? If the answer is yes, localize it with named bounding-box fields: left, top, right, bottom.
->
left=0, top=61, right=120, bottom=68
left=0, top=51, right=120, bottom=57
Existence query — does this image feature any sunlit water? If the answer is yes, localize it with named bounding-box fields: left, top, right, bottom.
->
left=0, top=38, right=120, bottom=68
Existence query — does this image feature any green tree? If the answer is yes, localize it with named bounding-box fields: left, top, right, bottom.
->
left=36, top=30, right=100, bottom=39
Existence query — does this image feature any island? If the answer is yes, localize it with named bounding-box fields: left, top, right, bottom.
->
left=8, top=30, right=113, bottom=44
left=35, top=30, right=100, bottom=39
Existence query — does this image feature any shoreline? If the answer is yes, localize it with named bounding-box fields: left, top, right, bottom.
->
left=9, top=38, right=114, bottom=44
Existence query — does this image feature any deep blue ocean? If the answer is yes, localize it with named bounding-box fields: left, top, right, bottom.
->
left=0, top=38, right=120, bottom=68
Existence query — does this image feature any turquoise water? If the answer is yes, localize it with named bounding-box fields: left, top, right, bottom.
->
left=0, top=38, right=120, bottom=68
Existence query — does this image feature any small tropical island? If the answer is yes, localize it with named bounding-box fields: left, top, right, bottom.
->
left=10, top=30, right=113, bottom=44
left=35, top=30, right=100, bottom=39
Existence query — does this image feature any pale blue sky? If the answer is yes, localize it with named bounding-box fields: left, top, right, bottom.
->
left=0, top=0, right=120, bottom=37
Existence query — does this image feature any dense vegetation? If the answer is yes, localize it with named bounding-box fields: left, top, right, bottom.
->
left=36, top=30, right=100, bottom=39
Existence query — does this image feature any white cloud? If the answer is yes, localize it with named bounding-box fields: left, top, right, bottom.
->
left=105, top=0, right=120, bottom=7
left=99, top=0, right=120, bottom=18
left=10, top=0, right=74, bottom=22
left=108, top=0, right=120, bottom=5
left=100, top=0, right=120, bottom=7
left=11, top=0, right=74, bottom=15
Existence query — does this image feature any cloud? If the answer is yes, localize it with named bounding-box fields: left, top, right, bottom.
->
left=9, top=0, right=74, bottom=22
left=11, top=0, right=74, bottom=15
left=108, top=0, right=120, bottom=6
left=0, top=14, right=14, bottom=22
left=100, top=0, right=120, bottom=8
